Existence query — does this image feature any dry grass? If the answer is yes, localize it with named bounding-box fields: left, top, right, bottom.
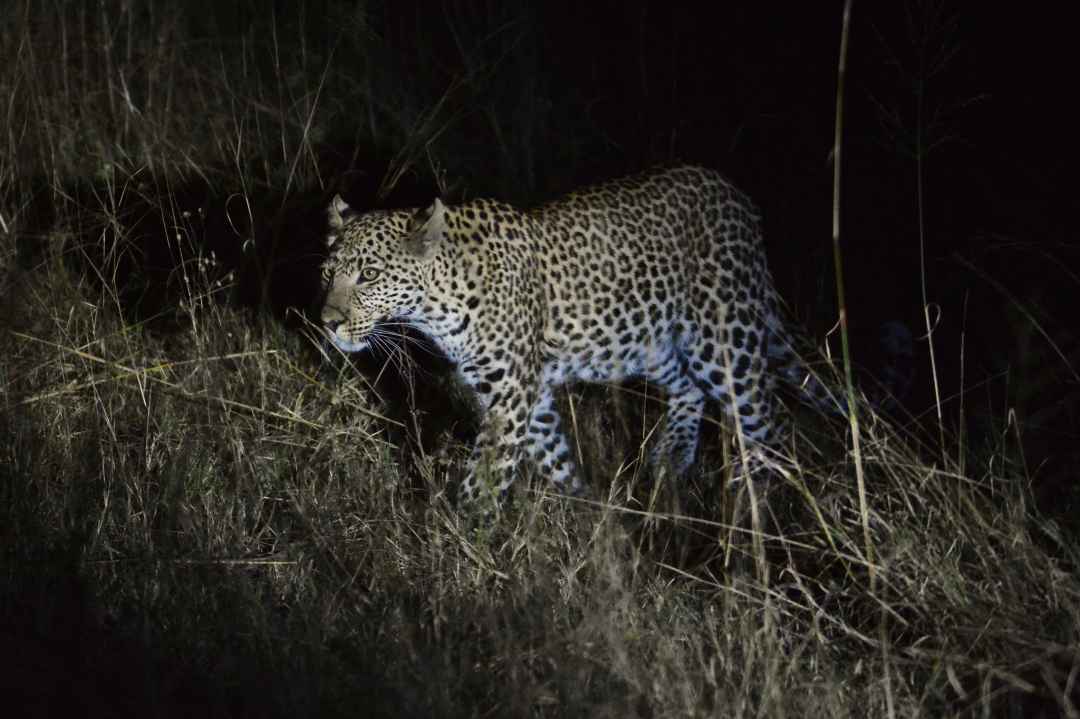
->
left=2, top=2, right=1078, bottom=717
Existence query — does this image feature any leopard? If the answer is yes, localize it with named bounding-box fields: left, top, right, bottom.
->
left=318, top=164, right=851, bottom=504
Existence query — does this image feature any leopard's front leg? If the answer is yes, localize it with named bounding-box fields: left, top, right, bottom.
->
left=456, top=364, right=538, bottom=504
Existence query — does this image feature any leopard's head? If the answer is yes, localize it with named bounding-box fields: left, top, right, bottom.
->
left=318, top=196, right=447, bottom=353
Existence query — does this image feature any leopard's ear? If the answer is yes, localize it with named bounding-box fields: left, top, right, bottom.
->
left=404, top=198, right=447, bottom=260
left=326, top=194, right=351, bottom=238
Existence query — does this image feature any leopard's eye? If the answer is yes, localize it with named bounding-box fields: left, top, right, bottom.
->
left=357, top=267, right=380, bottom=284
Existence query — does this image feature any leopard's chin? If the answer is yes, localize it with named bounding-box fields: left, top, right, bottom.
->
left=326, top=332, right=370, bottom=353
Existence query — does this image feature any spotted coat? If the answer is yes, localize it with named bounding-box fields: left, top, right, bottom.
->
left=319, top=165, right=826, bottom=502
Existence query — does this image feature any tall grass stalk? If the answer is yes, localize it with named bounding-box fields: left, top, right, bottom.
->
left=829, top=0, right=875, bottom=584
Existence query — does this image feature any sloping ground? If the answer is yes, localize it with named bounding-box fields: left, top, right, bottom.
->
left=2, top=253, right=1078, bottom=716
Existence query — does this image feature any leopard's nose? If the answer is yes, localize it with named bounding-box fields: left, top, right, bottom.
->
left=323, top=318, right=343, bottom=333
